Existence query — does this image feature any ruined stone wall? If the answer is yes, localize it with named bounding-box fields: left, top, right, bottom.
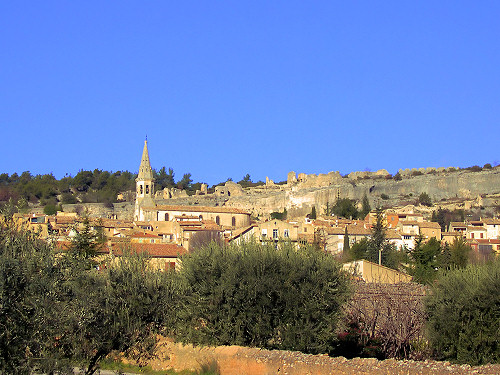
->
left=222, top=169, right=500, bottom=218
left=61, top=169, right=500, bottom=221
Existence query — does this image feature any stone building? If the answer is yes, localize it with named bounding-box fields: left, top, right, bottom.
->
left=134, top=140, right=156, bottom=221
left=133, top=140, right=251, bottom=229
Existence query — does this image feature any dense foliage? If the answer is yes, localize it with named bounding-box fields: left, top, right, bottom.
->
left=173, top=240, right=351, bottom=354
left=0, top=224, right=176, bottom=374
left=0, top=225, right=63, bottom=374
left=425, top=260, right=500, bottom=365
left=343, top=209, right=401, bottom=270
left=406, top=236, right=472, bottom=284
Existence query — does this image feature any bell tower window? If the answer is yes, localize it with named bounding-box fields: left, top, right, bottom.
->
left=146, top=184, right=149, bottom=194
left=140, top=185, right=143, bottom=195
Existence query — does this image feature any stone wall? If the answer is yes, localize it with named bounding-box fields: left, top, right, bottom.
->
left=147, top=339, right=500, bottom=375
left=224, top=169, right=500, bottom=218
left=61, top=168, right=500, bottom=221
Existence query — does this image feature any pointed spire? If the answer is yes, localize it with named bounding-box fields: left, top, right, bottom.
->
left=137, top=139, right=153, bottom=180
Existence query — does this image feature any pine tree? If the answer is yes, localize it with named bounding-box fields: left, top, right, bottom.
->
left=360, top=194, right=371, bottom=218
left=367, top=209, right=386, bottom=264
left=310, top=206, right=317, bottom=219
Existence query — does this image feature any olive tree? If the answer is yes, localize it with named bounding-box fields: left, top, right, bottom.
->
left=174, top=240, right=351, bottom=354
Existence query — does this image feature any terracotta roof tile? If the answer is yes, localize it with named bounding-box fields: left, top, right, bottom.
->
left=418, top=222, right=441, bottom=229
left=109, top=243, right=187, bottom=257
left=144, top=205, right=250, bottom=214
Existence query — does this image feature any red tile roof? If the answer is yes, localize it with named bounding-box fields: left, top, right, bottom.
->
left=109, top=243, right=187, bottom=257
left=144, top=205, right=250, bottom=214
left=418, top=222, right=441, bottom=229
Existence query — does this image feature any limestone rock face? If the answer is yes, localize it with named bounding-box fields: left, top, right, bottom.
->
left=221, top=169, right=500, bottom=218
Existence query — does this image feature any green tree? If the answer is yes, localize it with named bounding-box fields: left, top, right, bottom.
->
left=407, top=236, right=441, bottom=284
left=177, top=173, right=192, bottom=190
left=366, top=209, right=399, bottom=268
left=0, top=224, right=70, bottom=374
left=270, top=208, right=287, bottom=220
left=69, top=218, right=105, bottom=264
left=309, top=206, right=317, bottom=219
left=347, top=238, right=369, bottom=261
left=43, top=204, right=58, bottom=215
left=57, top=251, right=177, bottom=375
left=332, top=198, right=359, bottom=219
left=0, top=198, right=17, bottom=222
left=425, top=260, right=500, bottom=365
left=174, top=240, right=351, bottom=354
left=417, top=192, right=432, bottom=206
left=449, top=237, right=471, bottom=268
left=343, top=227, right=350, bottom=254
left=73, top=170, right=94, bottom=192
left=360, top=194, right=371, bottom=218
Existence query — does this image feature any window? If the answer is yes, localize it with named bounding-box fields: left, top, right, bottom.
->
left=232, top=217, right=236, bottom=227
left=304, top=227, right=307, bottom=233
left=471, top=233, right=474, bottom=239
left=480, top=233, right=484, bottom=239
left=146, top=184, right=149, bottom=194
left=261, top=229, right=267, bottom=237
left=284, top=229, right=289, bottom=238
left=216, top=216, right=220, bottom=225
left=199, top=215, right=203, bottom=220
left=164, top=213, right=169, bottom=221
left=140, top=185, right=143, bottom=194
left=273, top=229, right=278, bottom=239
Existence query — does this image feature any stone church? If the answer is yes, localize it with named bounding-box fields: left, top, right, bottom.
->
left=134, top=140, right=251, bottom=228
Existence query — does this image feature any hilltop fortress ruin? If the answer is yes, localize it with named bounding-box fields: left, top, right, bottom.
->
left=65, top=166, right=500, bottom=222
left=59, top=141, right=500, bottom=220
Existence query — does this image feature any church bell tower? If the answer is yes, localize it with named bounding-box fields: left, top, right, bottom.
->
left=134, top=139, right=155, bottom=221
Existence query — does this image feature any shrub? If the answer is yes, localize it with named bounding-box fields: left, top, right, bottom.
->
left=417, top=192, right=432, bottom=206
left=174, top=241, right=351, bottom=354
left=339, top=282, right=427, bottom=359
left=380, top=193, right=389, bottom=200
left=483, top=163, right=492, bottom=169
left=467, top=165, right=482, bottom=172
left=411, top=171, right=423, bottom=176
left=0, top=225, right=68, bottom=374
left=425, top=260, right=500, bottom=365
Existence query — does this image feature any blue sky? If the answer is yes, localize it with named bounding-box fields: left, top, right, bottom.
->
left=1, top=1, right=499, bottom=185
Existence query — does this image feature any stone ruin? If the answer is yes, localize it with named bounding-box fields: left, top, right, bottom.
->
left=155, top=187, right=189, bottom=200
left=214, top=181, right=246, bottom=197
left=287, top=171, right=343, bottom=187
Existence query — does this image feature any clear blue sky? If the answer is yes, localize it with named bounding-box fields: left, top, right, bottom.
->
left=1, top=1, right=499, bottom=185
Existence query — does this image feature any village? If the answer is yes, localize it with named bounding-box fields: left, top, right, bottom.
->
left=11, top=140, right=500, bottom=282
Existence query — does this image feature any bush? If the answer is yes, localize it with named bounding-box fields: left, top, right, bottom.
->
left=174, top=241, right=351, bottom=354
left=417, top=192, right=432, bottom=207
left=0, top=225, right=67, bottom=374
left=338, top=282, right=427, bottom=359
left=43, top=204, right=58, bottom=215
left=380, top=193, right=389, bottom=200
left=0, top=224, right=178, bottom=374
left=425, top=260, right=500, bottom=365
left=467, top=165, right=482, bottom=172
